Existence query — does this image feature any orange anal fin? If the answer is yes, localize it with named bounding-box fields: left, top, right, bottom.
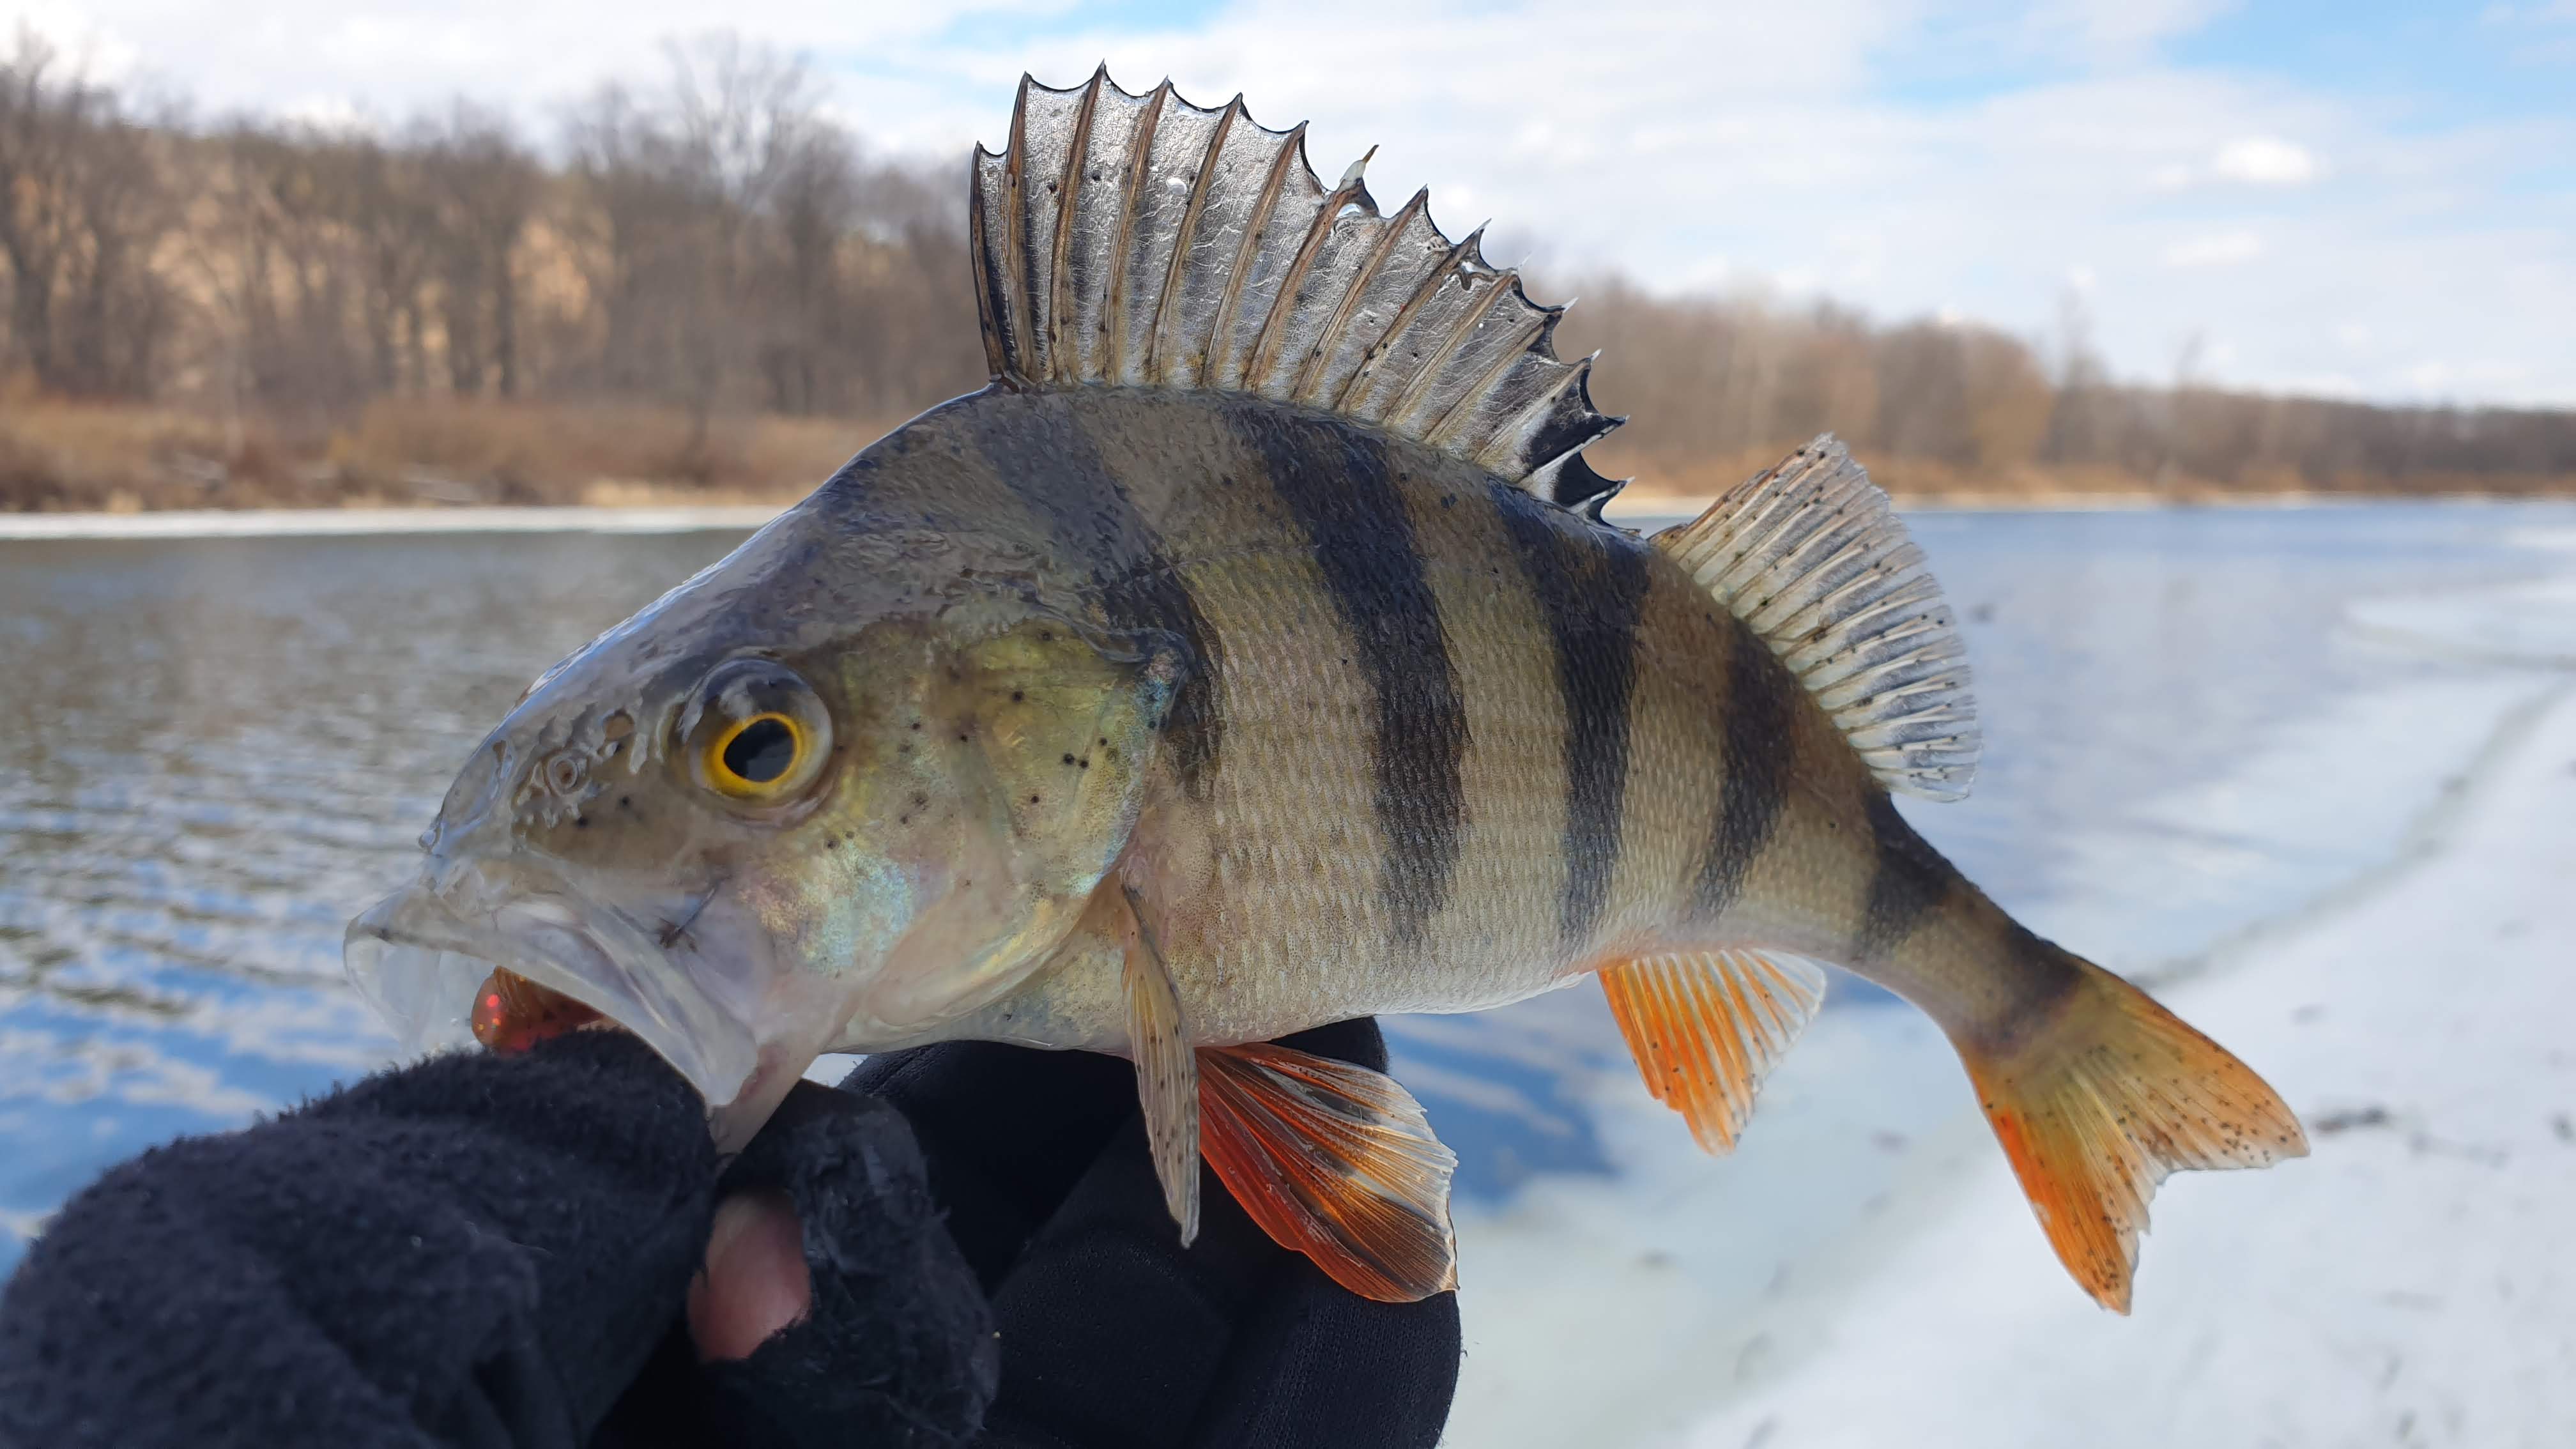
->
left=1964, top=953, right=2309, bottom=1314
left=1598, top=950, right=1828, bottom=1154
left=1197, top=1042, right=1459, bottom=1303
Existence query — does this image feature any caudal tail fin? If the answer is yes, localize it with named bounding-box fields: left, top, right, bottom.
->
left=1962, top=949, right=2307, bottom=1312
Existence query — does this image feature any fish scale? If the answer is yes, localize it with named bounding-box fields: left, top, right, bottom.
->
left=348, top=67, right=2306, bottom=1316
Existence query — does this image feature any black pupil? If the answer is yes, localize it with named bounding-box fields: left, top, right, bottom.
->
left=724, top=718, right=797, bottom=783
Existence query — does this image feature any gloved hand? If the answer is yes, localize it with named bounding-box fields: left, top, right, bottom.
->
left=0, top=1029, right=992, bottom=1449
left=852, top=1018, right=1461, bottom=1449
left=0, top=1020, right=1459, bottom=1449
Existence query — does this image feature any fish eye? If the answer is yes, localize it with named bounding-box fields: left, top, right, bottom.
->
left=718, top=716, right=799, bottom=784
left=683, top=659, right=832, bottom=806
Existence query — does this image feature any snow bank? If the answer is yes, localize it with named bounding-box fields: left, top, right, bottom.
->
left=1662, top=676, right=2576, bottom=1449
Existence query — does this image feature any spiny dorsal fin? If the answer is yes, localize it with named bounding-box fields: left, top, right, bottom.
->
left=1653, top=437, right=1981, bottom=801
left=969, top=66, right=1625, bottom=510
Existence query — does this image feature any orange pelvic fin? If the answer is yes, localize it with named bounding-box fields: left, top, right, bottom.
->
left=1965, top=951, right=2308, bottom=1313
left=1197, top=1042, right=1459, bottom=1303
left=1598, top=950, right=1828, bottom=1154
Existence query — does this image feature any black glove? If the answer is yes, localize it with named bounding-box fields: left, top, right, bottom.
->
left=0, top=1020, right=1459, bottom=1449
left=853, top=1018, right=1460, bottom=1449
left=0, top=1031, right=991, bottom=1449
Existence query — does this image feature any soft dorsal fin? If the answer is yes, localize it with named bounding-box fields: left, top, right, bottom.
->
left=1654, top=437, right=1981, bottom=801
left=969, top=67, right=1625, bottom=510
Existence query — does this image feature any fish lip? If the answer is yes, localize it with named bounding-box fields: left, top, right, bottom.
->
left=344, top=868, right=762, bottom=1110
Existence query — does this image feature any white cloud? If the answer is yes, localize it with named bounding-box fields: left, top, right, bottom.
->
left=6, top=3, right=142, bottom=80
left=2211, top=135, right=2320, bottom=185
left=2163, top=231, right=2267, bottom=268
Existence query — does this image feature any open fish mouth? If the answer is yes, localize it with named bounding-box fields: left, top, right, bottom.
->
left=344, top=864, right=763, bottom=1112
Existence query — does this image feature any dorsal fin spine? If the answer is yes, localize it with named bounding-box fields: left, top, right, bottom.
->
left=1046, top=70, right=1107, bottom=383
left=1206, top=122, right=1307, bottom=392
left=1474, top=352, right=1600, bottom=473
left=968, top=145, right=1010, bottom=380
left=1100, top=81, right=1169, bottom=385
left=1246, top=163, right=1372, bottom=389
left=1421, top=302, right=1554, bottom=448
left=1299, top=187, right=1428, bottom=401
left=1328, top=220, right=1481, bottom=417
left=1386, top=266, right=1516, bottom=433
left=1144, top=96, right=1239, bottom=383
left=1004, top=79, right=1041, bottom=382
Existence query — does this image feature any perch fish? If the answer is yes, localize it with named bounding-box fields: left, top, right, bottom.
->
left=347, top=70, right=2306, bottom=1308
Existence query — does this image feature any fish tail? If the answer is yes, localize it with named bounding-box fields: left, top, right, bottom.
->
left=1957, top=935, right=2308, bottom=1312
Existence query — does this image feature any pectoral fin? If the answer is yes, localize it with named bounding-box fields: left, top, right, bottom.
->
left=1197, top=1042, right=1459, bottom=1303
left=1117, top=884, right=1200, bottom=1245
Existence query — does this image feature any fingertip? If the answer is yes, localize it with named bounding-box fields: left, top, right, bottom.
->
left=687, top=1189, right=811, bottom=1361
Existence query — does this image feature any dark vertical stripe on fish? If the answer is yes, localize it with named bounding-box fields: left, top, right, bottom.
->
left=963, top=395, right=1225, bottom=797
left=1856, top=789, right=1952, bottom=960
left=1692, top=615, right=1793, bottom=921
left=1229, top=402, right=1467, bottom=950
left=1499, top=495, right=1650, bottom=947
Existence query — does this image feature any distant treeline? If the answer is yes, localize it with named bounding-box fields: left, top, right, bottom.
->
left=3, top=27, right=2572, bottom=510
left=0, top=30, right=983, bottom=443
left=1557, top=283, right=2576, bottom=497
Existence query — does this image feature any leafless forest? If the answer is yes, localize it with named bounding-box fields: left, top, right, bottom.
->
left=3, top=29, right=2571, bottom=512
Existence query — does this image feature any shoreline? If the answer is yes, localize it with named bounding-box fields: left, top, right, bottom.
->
left=1, top=491, right=2554, bottom=540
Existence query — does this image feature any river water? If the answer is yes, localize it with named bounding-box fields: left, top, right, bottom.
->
left=4, top=501, right=2571, bottom=1278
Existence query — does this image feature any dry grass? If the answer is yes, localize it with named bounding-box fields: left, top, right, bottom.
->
left=1597, top=440, right=2576, bottom=513
left=0, top=397, right=894, bottom=512
left=6, top=399, right=2572, bottom=516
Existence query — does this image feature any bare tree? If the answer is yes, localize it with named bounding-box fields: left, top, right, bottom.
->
left=318, top=133, right=439, bottom=394
left=420, top=104, right=539, bottom=397
left=0, top=28, right=174, bottom=397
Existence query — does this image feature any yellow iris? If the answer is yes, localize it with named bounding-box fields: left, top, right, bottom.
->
left=702, top=711, right=806, bottom=799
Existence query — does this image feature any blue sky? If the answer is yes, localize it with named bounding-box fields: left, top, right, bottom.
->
left=17, top=0, right=2573, bottom=405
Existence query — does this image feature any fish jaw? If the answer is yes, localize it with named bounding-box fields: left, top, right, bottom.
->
left=345, top=857, right=856, bottom=1150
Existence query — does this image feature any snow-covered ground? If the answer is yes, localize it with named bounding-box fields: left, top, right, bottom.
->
left=1441, top=533, right=2576, bottom=1448
left=1662, top=677, right=2576, bottom=1449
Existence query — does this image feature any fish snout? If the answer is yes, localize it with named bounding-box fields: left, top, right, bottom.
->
left=343, top=864, right=765, bottom=1115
